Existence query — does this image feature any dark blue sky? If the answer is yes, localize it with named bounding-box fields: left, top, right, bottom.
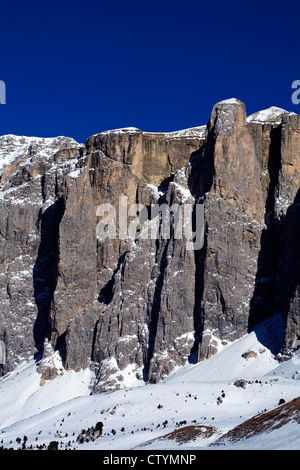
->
left=0, top=0, right=299, bottom=143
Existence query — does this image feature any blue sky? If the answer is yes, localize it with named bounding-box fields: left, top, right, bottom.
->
left=0, top=0, right=299, bottom=143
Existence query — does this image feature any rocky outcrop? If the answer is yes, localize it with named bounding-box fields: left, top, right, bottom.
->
left=0, top=100, right=300, bottom=390
left=189, top=99, right=265, bottom=361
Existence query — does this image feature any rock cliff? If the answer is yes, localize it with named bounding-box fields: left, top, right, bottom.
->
left=0, top=99, right=299, bottom=390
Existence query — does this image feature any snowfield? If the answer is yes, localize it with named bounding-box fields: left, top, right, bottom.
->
left=0, top=315, right=299, bottom=451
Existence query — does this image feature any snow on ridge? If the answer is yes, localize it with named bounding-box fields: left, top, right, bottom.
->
left=144, top=125, right=206, bottom=139
left=96, top=127, right=142, bottom=135
left=95, top=126, right=206, bottom=139
left=0, top=134, right=80, bottom=148
left=218, top=98, right=242, bottom=106
left=246, top=106, right=295, bottom=124
left=0, top=134, right=80, bottom=172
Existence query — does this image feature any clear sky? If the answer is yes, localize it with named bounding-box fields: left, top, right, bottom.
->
left=0, top=0, right=299, bottom=143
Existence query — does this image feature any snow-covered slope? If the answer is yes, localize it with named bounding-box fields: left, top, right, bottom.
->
left=0, top=315, right=299, bottom=450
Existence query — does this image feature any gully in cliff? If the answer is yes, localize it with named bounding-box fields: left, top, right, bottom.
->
left=96, top=196, right=204, bottom=251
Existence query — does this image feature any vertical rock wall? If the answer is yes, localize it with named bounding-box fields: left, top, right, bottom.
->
left=0, top=101, right=300, bottom=389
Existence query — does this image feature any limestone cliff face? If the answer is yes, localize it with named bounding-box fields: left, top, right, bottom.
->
left=189, top=99, right=266, bottom=361
left=0, top=100, right=300, bottom=389
left=0, top=135, right=81, bottom=372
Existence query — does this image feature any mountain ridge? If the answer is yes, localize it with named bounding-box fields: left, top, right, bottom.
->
left=0, top=99, right=300, bottom=395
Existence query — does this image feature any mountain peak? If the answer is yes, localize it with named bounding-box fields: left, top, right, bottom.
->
left=246, top=106, right=294, bottom=124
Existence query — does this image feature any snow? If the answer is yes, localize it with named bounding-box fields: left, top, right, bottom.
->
left=144, top=126, right=206, bottom=139
left=246, top=106, right=295, bottom=124
left=96, top=126, right=206, bottom=140
left=68, top=168, right=82, bottom=179
left=169, top=182, right=195, bottom=204
left=0, top=134, right=82, bottom=202
left=0, top=315, right=299, bottom=450
left=98, top=127, right=141, bottom=135
left=145, top=183, right=165, bottom=201
left=0, top=134, right=79, bottom=171
left=219, top=419, right=300, bottom=450
left=0, top=356, right=93, bottom=429
left=218, top=98, right=242, bottom=106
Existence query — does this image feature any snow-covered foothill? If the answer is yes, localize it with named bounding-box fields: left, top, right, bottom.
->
left=0, top=315, right=299, bottom=450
